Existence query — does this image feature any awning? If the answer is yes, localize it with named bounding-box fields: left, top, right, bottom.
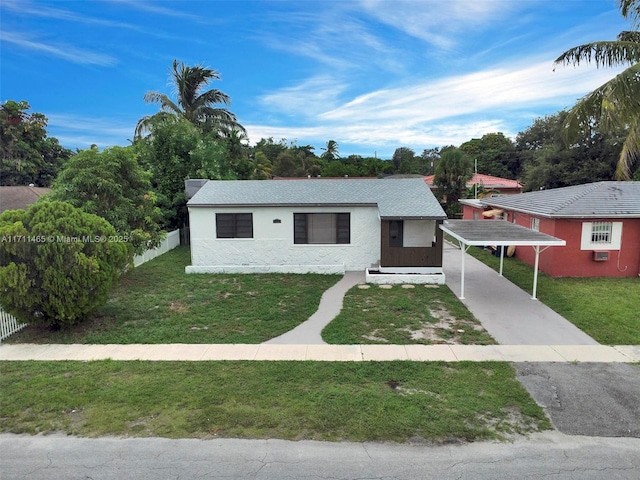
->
left=482, top=208, right=503, bottom=218
left=439, top=220, right=566, bottom=300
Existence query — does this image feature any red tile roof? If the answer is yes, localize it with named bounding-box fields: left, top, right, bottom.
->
left=424, top=173, right=523, bottom=189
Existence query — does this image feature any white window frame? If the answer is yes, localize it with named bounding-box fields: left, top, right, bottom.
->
left=580, top=221, right=622, bottom=251
left=530, top=217, right=540, bottom=232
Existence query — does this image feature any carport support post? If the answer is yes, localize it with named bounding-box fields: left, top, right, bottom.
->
left=532, top=246, right=540, bottom=300
left=460, top=242, right=466, bottom=299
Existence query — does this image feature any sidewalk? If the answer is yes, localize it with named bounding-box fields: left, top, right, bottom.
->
left=0, top=343, right=638, bottom=362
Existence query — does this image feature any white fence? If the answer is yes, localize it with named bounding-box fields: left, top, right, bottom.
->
left=133, top=229, right=181, bottom=267
left=0, top=306, right=27, bottom=343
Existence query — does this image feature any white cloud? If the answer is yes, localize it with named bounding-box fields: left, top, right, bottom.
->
left=319, top=59, right=618, bottom=123
left=246, top=54, right=621, bottom=155
left=359, top=0, right=522, bottom=49
left=1, top=31, right=116, bottom=66
left=258, top=76, right=349, bottom=117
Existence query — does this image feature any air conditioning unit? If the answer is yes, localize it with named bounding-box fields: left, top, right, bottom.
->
left=592, top=251, right=609, bottom=262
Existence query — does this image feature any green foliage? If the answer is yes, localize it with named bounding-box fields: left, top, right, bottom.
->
left=434, top=148, right=472, bottom=218
left=0, top=100, right=73, bottom=186
left=320, top=140, right=340, bottom=160
left=136, top=116, right=231, bottom=228
left=48, top=146, right=164, bottom=254
left=391, top=147, right=415, bottom=170
left=553, top=0, right=640, bottom=179
left=0, top=201, right=129, bottom=328
left=459, top=133, right=518, bottom=179
left=516, top=111, right=623, bottom=191
left=135, top=60, right=244, bottom=140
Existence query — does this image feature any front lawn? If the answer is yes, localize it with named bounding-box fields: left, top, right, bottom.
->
left=8, top=246, right=340, bottom=344
left=0, top=360, right=550, bottom=442
left=323, top=284, right=495, bottom=345
left=466, top=246, right=640, bottom=345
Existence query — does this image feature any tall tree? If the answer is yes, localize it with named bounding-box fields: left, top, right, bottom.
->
left=48, top=146, right=165, bottom=254
left=321, top=140, right=340, bottom=160
left=0, top=100, right=73, bottom=186
left=554, top=0, right=640, bottom=179
left=459, top=133, right=518, bottom=178
left=433, top=148, right=472, bottom=218
left=517, top=111, right=623, bottom=191
left=136, top=116, right=230, bottom=229
left=135, top=60, right=244, bottom=139
left=391, top=147, right=415, bottom=171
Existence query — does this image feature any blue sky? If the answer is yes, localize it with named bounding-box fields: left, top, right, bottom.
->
left=0, top=0, right=630, bottom=158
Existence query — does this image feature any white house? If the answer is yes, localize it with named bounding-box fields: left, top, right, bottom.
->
left=186, top=178, right=447, bottom=283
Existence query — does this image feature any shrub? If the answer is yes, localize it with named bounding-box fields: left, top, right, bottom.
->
left=0, top=201, right=129, bottom=328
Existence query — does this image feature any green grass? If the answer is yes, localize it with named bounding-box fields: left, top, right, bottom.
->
left=9, top=246, right=340, bottom=344
left=0, top=360, right=550, bottom=442
left=466, top=246, right=640, bottom=345
left=323, top=284, right=495, bottom=345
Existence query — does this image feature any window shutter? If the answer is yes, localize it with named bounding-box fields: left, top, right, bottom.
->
left=216, top=213, right=234, bottom=238
left=336, top=213, right=350, bottom=244
left=294, top=214, right=307, bottom=244
left=235, top=213, right=253, bottom=238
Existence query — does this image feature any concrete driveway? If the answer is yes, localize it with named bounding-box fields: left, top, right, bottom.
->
left=442, top=244, right=598, bottom=345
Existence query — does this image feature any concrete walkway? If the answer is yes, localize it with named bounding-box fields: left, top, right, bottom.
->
left=265, top=271, right=364, bottom=345
left=442, top=244, right=598, bottom=345
left=0, top=343, right=638, bottom=362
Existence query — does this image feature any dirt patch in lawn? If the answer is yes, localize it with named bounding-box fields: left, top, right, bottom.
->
left=407, top=302, right=487, bottom=344
left=168, top=302, right=189, bottom=314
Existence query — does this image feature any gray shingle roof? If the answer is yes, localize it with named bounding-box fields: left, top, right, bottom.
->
left=441, top=220, right=565, bottom=246
left=188, top=178, right=446, bottom=219
left=480, top=182, right=640, bottom=218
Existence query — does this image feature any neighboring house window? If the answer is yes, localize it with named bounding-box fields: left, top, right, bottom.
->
left=531, top=218, right=540, bottom=232
left=590, top=221, right=612, bottom=244
left=389, top=220, right=403, bottom=247
left=294, top=213, right=350, bottom=244
left=580, top=221, right=622, bottom=250
left=216, top=213, right=253, bottom=238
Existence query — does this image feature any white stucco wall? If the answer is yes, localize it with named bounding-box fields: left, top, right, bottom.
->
left=403, top=220, right=436, bottom=247
left=187, top=206, right=381, bottom=274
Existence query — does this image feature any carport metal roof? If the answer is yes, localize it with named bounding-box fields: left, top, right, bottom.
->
left=439, top=220, right=566, bottom=300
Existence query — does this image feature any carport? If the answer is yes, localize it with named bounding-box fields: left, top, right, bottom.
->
left=440, top=220, right=566, bottom=300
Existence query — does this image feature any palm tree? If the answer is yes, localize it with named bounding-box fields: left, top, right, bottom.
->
left=554, top=0, right=640, bottom=179
left=135, top=60, right=244, bottom=140
left=320, top=140, right=340, bottom=160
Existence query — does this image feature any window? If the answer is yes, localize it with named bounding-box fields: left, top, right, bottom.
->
left=294, top=213, right=350, bottom=244
left=581, top=221, right=622, bottom=250
left=530, top=218, right=540, bottom=232
left=216, top=213, right=253, bottom=238
left=590, top=221, right=612, bottom=244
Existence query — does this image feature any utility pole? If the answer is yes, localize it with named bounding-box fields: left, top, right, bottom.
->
left=474, top=159, right=478, bottom=199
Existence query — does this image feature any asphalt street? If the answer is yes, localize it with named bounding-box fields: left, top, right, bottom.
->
left=514, top=362, right=640, bottom=437
left=2, top=431, right=639, bottom=480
